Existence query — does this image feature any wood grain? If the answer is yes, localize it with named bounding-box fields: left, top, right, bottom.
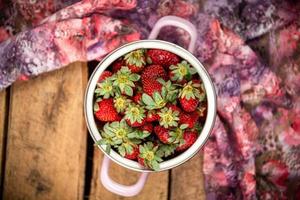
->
left=0, top=90, right=6, bottom=191
left=3, top=62, right=88, bottom=200
left=170, top=152, right=206, bottom=200
left=89, top=149, right=169, bottom=200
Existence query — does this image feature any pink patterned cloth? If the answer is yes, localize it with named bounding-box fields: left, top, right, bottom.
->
left=1, top=1, right=300, bottom=199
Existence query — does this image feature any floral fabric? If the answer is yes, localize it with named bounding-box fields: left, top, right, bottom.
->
left=0, top=0, right=300, bottom=199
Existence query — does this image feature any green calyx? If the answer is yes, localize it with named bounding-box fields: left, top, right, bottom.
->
left=111, top=67, right=140, bottom=96
left=114, top=95, right=131, bottom=113
left=157, top=79, right=179, bottom=103
left=97, top=120, right=143, bottom=157
left=95, top=78, right=115, bottom=99
left=128, top=129, right=151, bottom=140
left=157, top=143, right=177, bottom=158
left=158, top=107, right=179, bottom=128
left=139, top=142, right=163, bottom=171
left=142, top=92, right=167, bottom=110
left=169, top=60, right=197, bottom=82
left=179, top=81, right=201, bottom=100
left=124, top=49, right=146, bottom=67
left=168, top=127, right=185, bottom=144
left=96, top=121, right=134, bottom=154
left=124, top=103, right=146, bottom=124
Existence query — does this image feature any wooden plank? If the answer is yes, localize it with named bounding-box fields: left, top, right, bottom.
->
left=0, top=90, right=6, bottom=191
left=170, top=152, right=206, bottom=200
left=3, top=62, right=88, bottom=200
left=89, top=148, right=169, bottom=200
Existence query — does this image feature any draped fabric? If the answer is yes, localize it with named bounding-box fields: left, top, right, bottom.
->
left=1, top=1, right=300, bottom=199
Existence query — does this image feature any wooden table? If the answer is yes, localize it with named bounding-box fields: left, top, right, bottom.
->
left=0, top=62, right=206, bottom=200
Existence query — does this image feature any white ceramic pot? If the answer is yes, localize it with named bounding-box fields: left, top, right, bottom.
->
left=84, top=16, right=217, bottom=197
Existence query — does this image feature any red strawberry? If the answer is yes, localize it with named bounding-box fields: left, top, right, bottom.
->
left=139, top=123, right=153, bottom=133
left=179, top=98, right=199, bottom=112
left=137, top=156, right=145, bottom=166
left=143, top=80, right=163, bottom=96
left=176, top=131, right=197, bottom=151
left=154, top=126, right=171, bottom=144
left=141, top=65, right=167, bottom=95
left=124, top=49, right=146, bottom=73
left=112, top=59, right=125, bottom=73
left=126, top=118, right=146, bottom=127
left=179, top=111, right=199, bottom=129
left=178, top=81, right=202, bottom=112
left=133, top=92, right=143, bottom=104
left=94, top=98, right=121, bottom=122
left=147, top=49, right=180, bottom=67
left=99, top=71, right=112, bottom=82
left=168, top=70, right=187, bottom=84
left=146, top=111, right=160, bottom=122
left=128, top=64, right=144, bottom=73
left=141, top=65, right=168, bottom=81
left=125, top=146, right=139, bottom=160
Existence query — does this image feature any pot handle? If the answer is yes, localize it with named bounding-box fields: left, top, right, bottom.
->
left=148, top=15, right=198, bottom=53
left=100, top=156, right=149, bottom=197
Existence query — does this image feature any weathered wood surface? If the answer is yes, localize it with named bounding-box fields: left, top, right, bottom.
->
left=3, top=62, right=88, bottom=200
left=89, top=149, right=169, bottom=200
left=0, top=90, right=6, bottom=192
left=170, top=152, right=206, bottom=200
left=1, top=62, right=206, bottom=200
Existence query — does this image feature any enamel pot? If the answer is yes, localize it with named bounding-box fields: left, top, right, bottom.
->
left=84, top=16, right=217, bottom=197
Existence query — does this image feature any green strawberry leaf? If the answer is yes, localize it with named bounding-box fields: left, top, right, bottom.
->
left=118, top=146, right=126, bottom=157
left=142, top=93, right=155, bottom=106
left=180, top=124, right=189, bottom=129
left=124, top=85, right=133, bottom=96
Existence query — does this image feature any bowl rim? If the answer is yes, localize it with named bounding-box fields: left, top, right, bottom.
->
left=84, top=39, right=217, bottom=172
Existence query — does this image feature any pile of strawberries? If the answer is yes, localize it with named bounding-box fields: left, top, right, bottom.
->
left=93, top=49, right=207, bottom=171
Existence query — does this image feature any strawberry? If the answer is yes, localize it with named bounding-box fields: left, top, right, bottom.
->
left=176, top=131, right=197, bottom=151
left=141, top=65, right=167, bottom=95
left=112, top=59, right=125, bottom=73
left=138, top=142, right=163, bottom=171
left=158, top=107, right=179, bottom=128
left=139, top=123, right=153, bottom=133
left=124, top=103, right=146, bottom=127
left=146, top=111, right=160, bottom=122
left=113, top=95, right=131, bottom=114
left=98, top=121, right=136, bottom=154
left=137, top=156, right=145, bottom=166
left=99, top=71, right=113, bottom=82
left=143, top=81, right=163, bottom=96
left=133, top=92, right=143, bottom=104
left=154, top=126, right=171, bottom=144
left=179, top=111, right=199, bottom=129
left=125, top=146, right=139, bottom=160
left=141, top=65, right=168, bottom=81
left=94, top=98, right=121, bottom=122
left=111, top=67, right=140, bottom=97
left=124, top=49, right=146, bottom=73
left=147, top=49, right=180, bottom=67
left=169, top=61, right=197, bottom=83
left=179, top=98, right=198, bottom=113
left=179, top=81, right=202, bottom=112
